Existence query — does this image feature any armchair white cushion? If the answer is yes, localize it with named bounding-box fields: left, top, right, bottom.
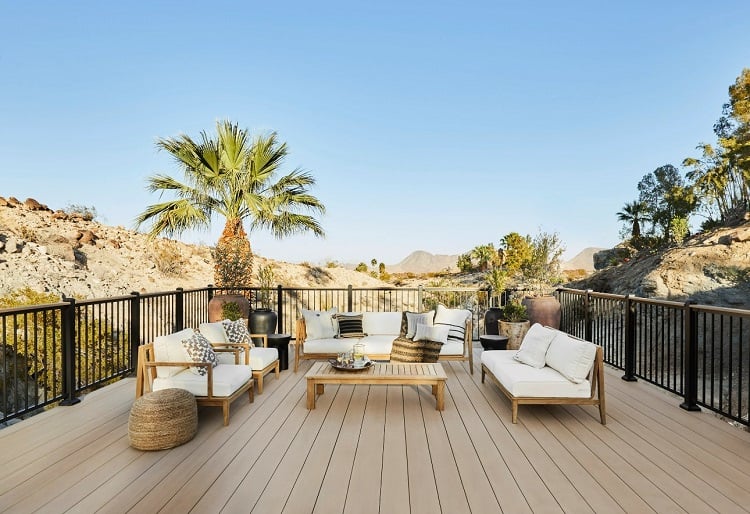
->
left=153, top=327, right=195, bottom=378
left=153, top=364, right=253, bottom=397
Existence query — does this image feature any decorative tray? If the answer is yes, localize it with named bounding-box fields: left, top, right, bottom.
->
left=328, top=358, right=373, bottom=371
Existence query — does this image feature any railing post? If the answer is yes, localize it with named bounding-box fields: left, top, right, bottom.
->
left=622, top=295, right=637, bottom=382
left=59, top=295, right=80, bottom=406
left=175, top=287, right=184, bottom=332
left=418, top=285, right=423, bottom=310
left=207, top=284, right=215, bottom=302
left=276, top=284, right=283, bottom=332
left=130, top=291, right=141, bottom=373
left=584, top=289, right=593, bottom=342
left=680, top=300, right=701, bottom=412
left=347, top=285, right=353, bottom=312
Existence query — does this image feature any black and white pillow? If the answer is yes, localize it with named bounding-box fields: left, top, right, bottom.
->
left=182, top=331, right=219, bottom=376
left=433, top=304, right=470, bottom=345
left=334, top=313, right=367, bottom=338
left=221, top=319, right=253, bottom=347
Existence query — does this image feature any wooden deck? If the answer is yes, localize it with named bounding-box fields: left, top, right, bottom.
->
left=2, top=348, right=750, bottom=513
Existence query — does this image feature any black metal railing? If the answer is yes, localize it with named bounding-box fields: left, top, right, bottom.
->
left=558, top=288, right=750, bottom=426
left=2, top=285, right=749, bottom=427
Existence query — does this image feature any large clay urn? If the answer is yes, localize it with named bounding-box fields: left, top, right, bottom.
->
left=522, top=295, right=561, bottom=329
left=483, top=307, right=503, bottom=335
left=208, top=294, right=250, bottom=322
left=498, top=320, right=530, bottom=350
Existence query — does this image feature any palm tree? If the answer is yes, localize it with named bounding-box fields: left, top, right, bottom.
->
left=136, top=120, right=325, bottom=287
left=616, top=201, right=651, bottom=239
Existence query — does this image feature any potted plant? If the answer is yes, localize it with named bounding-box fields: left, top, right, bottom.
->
left=207, top=230, right=252, bottom=322
left=498, top=296, right=530, bottom=350
left=520, top=231, right=565, bottom=329
left=249, top=263, right=278, bottom=335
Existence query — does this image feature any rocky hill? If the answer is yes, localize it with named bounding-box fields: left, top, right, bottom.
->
left=0, top=197, right=390, bottom=300
left=566, top=218, right=750, bottom=308
left=388, top=250, right=459, bottom=273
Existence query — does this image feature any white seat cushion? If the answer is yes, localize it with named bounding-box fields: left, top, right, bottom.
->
left=304, top=337, right=358, bottom=354
left=153, top=328, right=195, bottom=378
left=249, top=347, right=278, bottom=370
left=153, top=364, right=253, bottom=397
left=358, top=335, right=396, bottom=355
left=362, top=311, right=403, bottom=335
left=439, top=341, right=465, bottom=356
left=482, top=350, right=591, bottom=398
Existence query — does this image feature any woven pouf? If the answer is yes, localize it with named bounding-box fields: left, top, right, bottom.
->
left=128, top=388, right=198, bottom=451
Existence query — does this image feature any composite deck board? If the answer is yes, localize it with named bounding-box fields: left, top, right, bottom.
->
left=2, top=351, right=750, bottom=513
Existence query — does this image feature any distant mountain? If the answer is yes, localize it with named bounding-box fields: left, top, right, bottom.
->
left=562, top=247, right=605, bottom=272
left=388, top=251, right=459, bottom=274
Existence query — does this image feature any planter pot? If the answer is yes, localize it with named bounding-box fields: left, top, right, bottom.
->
left=498, top=320, right=530, bottom=350
left=522, top=295, right=561, bottom=329
left=249, top=308, right=278, bottom=335
left=208, top=294, right=250, bottom=323
left=483, top=307, right=503, bottom=335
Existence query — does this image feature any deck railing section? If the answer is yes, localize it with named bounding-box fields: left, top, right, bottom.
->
left=2, top=285, right=749, bottom=426
left=558, top=288, right=750, bottom=426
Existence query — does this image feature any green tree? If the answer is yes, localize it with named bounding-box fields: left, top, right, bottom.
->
left=637, top=164, right=697, bottom=242
left=355, top=262, right=368, bottom=273
left=616, top=200, right=651, bottom=239
left=135, top=120, right=325, bottom=287
left=521, top=231, right=565, bottom=295
left=456, top=252, right=473, bottom=272
left=471, top=244, right=497, bottom=271
left=500, top=232, right=532, bottom=275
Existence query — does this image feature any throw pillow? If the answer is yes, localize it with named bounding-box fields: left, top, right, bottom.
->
left=405, top=310, right=435, bottom=339
left=390, top=336, right=442, bottom=363
left=301, top=308, right=338, bottom=339
left=513, top=323, right=556, bottom=368
left=221, top=319, right=254, bottom=347
left=413, top=323, right=449, bottom=345
left=434, top=304, right=471, bottom=345
left=545, top=333, right=598, bottom=383
left=181, top=331, right=219, bottom=376
left=334, top=313, right=366, bottom=338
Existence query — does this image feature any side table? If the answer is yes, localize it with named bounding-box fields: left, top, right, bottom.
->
left=479, top=334, right=509, bottom=351
left=266, top=333, right=291, bottom=370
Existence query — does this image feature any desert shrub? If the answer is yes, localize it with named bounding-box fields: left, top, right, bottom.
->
left=18, top=225, right=37, bottom=242
left=221, top=301, right=243, bottom=321
left=326, top=261, right=338, bottom=268
left=149, top=240, right=187, bottom=276
left=355, top=262, right=368, bottom=273
left=64, top=204, right=97, bottom=221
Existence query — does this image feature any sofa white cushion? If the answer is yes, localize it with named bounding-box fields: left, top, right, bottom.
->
left=434, top=304, right=470, bottom=345
left=545, top=333, right=598, bottom=384
left=405, top=311, right=435, bottom=338
left=482, top=350, right=591, bottom=397
left=249, top=347, right=279, bottom=371
left=359, top=335, right=396, bottom=355
left=413, top=323, right=449, bottom=344
left=153, top=328, right=194, bottom=378
left=302, top=308, right=338, bottom=340
left=199, top=321, right=229, bottom=344
left=439, top=341, right=465, bottom=356
left=304, top=337, right=358, bottom=354
left=152, top=364, right=253, bottom=397
left=514, top=323, right=557, bottom=368
left=363, top=311, right=402, bottom=335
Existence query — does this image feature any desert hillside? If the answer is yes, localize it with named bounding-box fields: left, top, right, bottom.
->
left=0, top=197, right=390, bottom=299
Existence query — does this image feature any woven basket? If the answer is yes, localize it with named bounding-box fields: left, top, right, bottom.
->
left=390, top=337, right=442, bottom=363
left=128, top=388, right=198, bottom=451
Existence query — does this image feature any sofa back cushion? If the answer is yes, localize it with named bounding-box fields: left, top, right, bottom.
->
left=302, top=308, right=338, bottom=339
left=199, top=321, right=229, bottom=344
left=434, top=304, right=471, bottom=345
left=363, top=311, right=403, bottom=335
left=545, top=333, right=598, bottom=383
left=513, top=323, right=557, bottom=368
left=153, top=328, right=195, bottom=378
left=404, top=311, right=435, bottom=339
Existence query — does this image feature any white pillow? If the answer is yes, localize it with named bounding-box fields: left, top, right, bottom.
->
left=513, top=323, right=557, bottom=368
left=153, top=327, right=194, bottom=378
left=413, top=323, right=450, bottom=344
left=301, top=308, right=338, bottom=340
left=405, top=311, right=435, bottom=338
left=434, top=304, right=471, bottom=344
left=199, top=321, right=229, bottom=344
left=545, top=333, right=598, bottom=383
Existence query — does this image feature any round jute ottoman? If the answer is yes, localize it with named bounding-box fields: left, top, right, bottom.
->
left=128, top=388, right=198, bottom=451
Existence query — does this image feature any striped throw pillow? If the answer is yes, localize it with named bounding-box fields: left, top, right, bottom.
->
left=335, top=313, right=366, bottom=338
left=434, top=304, right=470, bottom=345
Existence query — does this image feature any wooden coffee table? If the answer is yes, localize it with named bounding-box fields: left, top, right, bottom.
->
left=305, top=362, right=447, bottom=410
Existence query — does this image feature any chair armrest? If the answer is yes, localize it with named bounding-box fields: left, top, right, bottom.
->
left=249, top=333, right=268, bottom=347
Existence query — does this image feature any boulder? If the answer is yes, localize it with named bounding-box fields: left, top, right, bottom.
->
left=24, top=198, right=49, bottom=211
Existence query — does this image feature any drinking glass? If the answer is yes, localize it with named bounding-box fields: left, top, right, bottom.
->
left=353, top=343, right=365, bottom=366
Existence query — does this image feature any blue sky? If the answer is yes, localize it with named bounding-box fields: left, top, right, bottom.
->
left=2, top=1, right=749, bottom=266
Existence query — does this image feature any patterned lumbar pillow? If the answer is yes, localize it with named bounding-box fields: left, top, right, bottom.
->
left=334, top=313, right=367, bottom=338
left=413, top=323, right=449, bottom=345
left=181, top=331, right=219, bottom=376
left=221, top=319, right=253, bottom=347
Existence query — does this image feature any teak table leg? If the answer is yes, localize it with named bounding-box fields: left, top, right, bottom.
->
left=435, top=381, right=445, bottom=411
left=307, top=380, right=315, bottom=409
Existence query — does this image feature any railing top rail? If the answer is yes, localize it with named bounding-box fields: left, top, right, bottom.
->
left=0, top=301, right=68, bottom=314
left=557, top=287, right=701, bottom=309
left=692, top=303, right=750, bottom=317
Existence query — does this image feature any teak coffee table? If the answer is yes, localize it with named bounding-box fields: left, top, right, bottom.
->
left=305, top=361, right=447, bottom=410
